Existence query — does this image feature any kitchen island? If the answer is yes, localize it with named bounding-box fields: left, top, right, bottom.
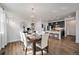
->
left=46, top=28, right=64, bottom=40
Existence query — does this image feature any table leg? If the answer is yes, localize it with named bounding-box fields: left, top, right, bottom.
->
left=33, top=41, right=36, bottom=55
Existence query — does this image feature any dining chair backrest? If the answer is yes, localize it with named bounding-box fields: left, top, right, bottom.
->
left=41, top=34, right=49, bottom=49
left=20, top=32, right=27, bottom=49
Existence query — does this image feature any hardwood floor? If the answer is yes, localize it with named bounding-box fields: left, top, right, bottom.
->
left=0, top=41, right=25, bottom=55
left=48, top=36, right=79, bottom=55
left=0, top=36, right=79, bottom=55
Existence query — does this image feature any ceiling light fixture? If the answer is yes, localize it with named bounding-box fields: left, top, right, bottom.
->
left=31, top=7, right=36, bottom=21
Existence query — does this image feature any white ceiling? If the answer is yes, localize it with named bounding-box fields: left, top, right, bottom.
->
left=0, top=3, right=79, bottom=21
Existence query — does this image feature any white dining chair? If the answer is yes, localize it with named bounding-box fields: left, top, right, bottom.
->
left=20, top=32, right=28, bottom=54
left=36, top=33, right=49, bottom=55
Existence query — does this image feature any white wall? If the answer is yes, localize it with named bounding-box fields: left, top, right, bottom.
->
left=35, top=20, right=42, bottom=32
left=65, top=17, right=76, bottom=36
left=35, top=20, right=48, bottom=32
left=6, top=11, right=25, bottom=42
left=76, top=11, right=79, bottom=43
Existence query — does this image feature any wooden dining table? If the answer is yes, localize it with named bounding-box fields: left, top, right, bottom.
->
left=27, top=34, right=41, bottom=55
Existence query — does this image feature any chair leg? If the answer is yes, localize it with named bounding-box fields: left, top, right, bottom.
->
left=46, top=46, right=48, bottom=53
left=41, top=49, right=43, bottom=55
left=25, top=48, right=27, bottom=55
